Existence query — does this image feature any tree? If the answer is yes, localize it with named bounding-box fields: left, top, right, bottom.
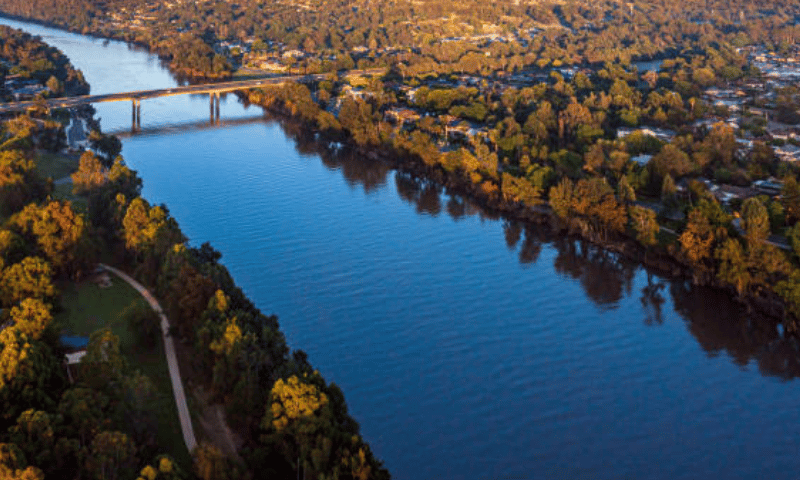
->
left=88, top=131, right=122, bottom=167
left=0, top=150, right=48, bottom=216
left=9, top=409, right=55, bottom=469
left=629, top=205, right=659, bottom=247
left=715, top=238, right=750, bottom=296
left=679, top=209, right=715, bottom=275
left=119, top=371, right=159, bottom=453
left=122, top=198, right=166, bottom=255
left=741, top=197, right=770, bottom=245
left=781, top=176, right=800, bottom=224
left=9, top=298, right=51, bottom=341
left=45, top=76, right=62, bottom=95
left=269, top=375, right=328, bottom=431
left=549, top=177, right=574, bottom=219
left=57, top=387, right=110, bottom=449
left=0, top=443, right=44, bottom=480
left=652, top=144, right=693, bottom=179
left=0, top=257, right=55, bottom=307
left=72, top=151, right=107, bottom=195
left=618, top=176, right=636, bottom=203
left=80, top=329, right=126, bottom=391
left=501, top=173, right=542, bottom=207
left=192, top=443, right=231, bottom=480
left=572, top=178, right=627, bottom=239
left=85, top=431, right=137, bottom=480
left=12, top=201, right=91, bottom=277
left=661, top=174, right=676, bottom=202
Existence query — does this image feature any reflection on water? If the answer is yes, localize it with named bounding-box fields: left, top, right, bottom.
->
left=111, top=114, right=268, bottom=138
left=670, top=282, right=800, bottom=379
left=5, top=15, right=800, bottom=479
left=303, top=132, right=800, bottom=380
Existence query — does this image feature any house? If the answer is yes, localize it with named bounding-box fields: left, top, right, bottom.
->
left=617, top=127, right=675, bottom=142
left=62, top=335, right=89, bottom=383
left=384, top=108, right=421, bottom=127
left=774, top=144, right=800, bottom=162
left=753, top=179, right=784, bottom=195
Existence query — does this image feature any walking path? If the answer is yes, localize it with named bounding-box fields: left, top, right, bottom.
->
left=100, top=263, right=198, bottom=453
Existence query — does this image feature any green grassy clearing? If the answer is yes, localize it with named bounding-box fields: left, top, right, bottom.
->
left=657, top=228, right=678, bottom=246
left=35, top=151, right=78, bottom=180
left=51, top=182, right=88, bottom=214
left=56, top=277, right=191, bottom=469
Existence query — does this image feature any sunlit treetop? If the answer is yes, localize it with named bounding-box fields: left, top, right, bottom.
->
left=270, top=375, right=328, bottom=431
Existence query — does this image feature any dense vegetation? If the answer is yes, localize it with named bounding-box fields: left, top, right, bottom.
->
left=0, top=29, right=388, bottom=480
left=242, top=42, right=800, bottom=336
left=3, top=0, right=800, bottom=476
left=2, top=0, right=800, bottom=77
left=0, top=24, right=89, bottom=98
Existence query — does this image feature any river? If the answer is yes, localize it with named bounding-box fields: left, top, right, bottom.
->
left=3, top=17, right=800, bottom=480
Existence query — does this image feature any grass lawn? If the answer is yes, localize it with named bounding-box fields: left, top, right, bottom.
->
left=56, top=276, right=192, bottom=469
left=35, top=151, right=78, bottom=180
left=657, top=228, right=678, bottom=246
left=51, top=182, right=88, bottom=214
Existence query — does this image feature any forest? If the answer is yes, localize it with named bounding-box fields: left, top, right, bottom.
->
left=0, top=28, right=389, bottom=480
left=0, top=25, right=89, bottom=98
left=241, top=40, right=800, bottom=337
left=1, top=0, right=800, bottom=77
left=3, top=0, right=800, bottom=477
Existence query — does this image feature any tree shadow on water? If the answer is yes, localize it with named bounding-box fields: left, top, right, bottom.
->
left=669, top=281, right=800, bottom=379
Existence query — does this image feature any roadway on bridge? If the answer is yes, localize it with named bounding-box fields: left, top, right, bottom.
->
left=0, top=68, right=386, bottom=113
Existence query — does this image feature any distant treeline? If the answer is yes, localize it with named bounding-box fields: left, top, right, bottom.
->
left=2, top=0, right=800, bottom=76
left=0, top=24, right=89, bottom=97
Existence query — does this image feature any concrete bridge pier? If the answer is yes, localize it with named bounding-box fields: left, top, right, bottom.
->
left=131, top=99, right=141, bottom=130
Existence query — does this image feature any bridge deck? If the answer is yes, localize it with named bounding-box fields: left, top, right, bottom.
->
left=0, top=71, right=350, bottom=113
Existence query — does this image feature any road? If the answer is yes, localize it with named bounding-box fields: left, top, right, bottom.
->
left=0, top=68, right=387, bottom=113
left=100, top=264, right=198, bottom=453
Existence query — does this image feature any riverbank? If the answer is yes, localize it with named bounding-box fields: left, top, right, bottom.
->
left=252, top=97, right=796, bottom=336
left=0, top=12, right=231, bottom=82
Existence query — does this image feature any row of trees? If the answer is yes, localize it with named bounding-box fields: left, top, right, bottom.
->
left=1, top=106, right=391, bottom=477
left=0, top=107, right=188, bottom=478
left=243, top=41, right=800, bottom=336
left=65, top=127, right=391, bottom=478
left=3, top=0, right=800, bottom=79
left=0, top=28, right=389, bottom=477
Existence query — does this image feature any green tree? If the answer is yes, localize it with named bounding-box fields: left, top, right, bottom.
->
left=12, top=201, right=91, bottom=278
left=740, top=197, right=770, bottom=244
left=85, top=431, right=137, bottom=480
left=192, top=443, right=231, bottom=480
left=72, top=151, right=107, bottom=195
left=122, top=198, right=166, bottom=255
left=715, top=238, right=750, bottom=296
left=629, top=205, right=659, bottom=247
left=0, top=257, right=55, bottom=307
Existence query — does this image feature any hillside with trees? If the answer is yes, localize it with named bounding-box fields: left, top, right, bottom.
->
left=0, top=27, right=389, bottom=480
left=1, top=0, right=800, bottom=78
left=0, top=25, right=89, bottom=99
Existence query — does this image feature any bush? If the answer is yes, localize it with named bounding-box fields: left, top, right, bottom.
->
left=123, top=301, right=161, bottom=348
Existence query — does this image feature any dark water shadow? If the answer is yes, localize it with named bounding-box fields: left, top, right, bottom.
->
left=268, top=111, right=800, bottom=380
left=110, top=114, right=267, bottom=138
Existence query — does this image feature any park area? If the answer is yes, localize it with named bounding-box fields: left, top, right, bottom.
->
left=56, top=270, right=192, bottom=467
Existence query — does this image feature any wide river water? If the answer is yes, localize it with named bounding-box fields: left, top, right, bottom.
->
left=3, top=17, right=800, bottom=479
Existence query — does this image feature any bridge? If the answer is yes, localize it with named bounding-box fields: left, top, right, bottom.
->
left=0, top=69, right=384, bottom=129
